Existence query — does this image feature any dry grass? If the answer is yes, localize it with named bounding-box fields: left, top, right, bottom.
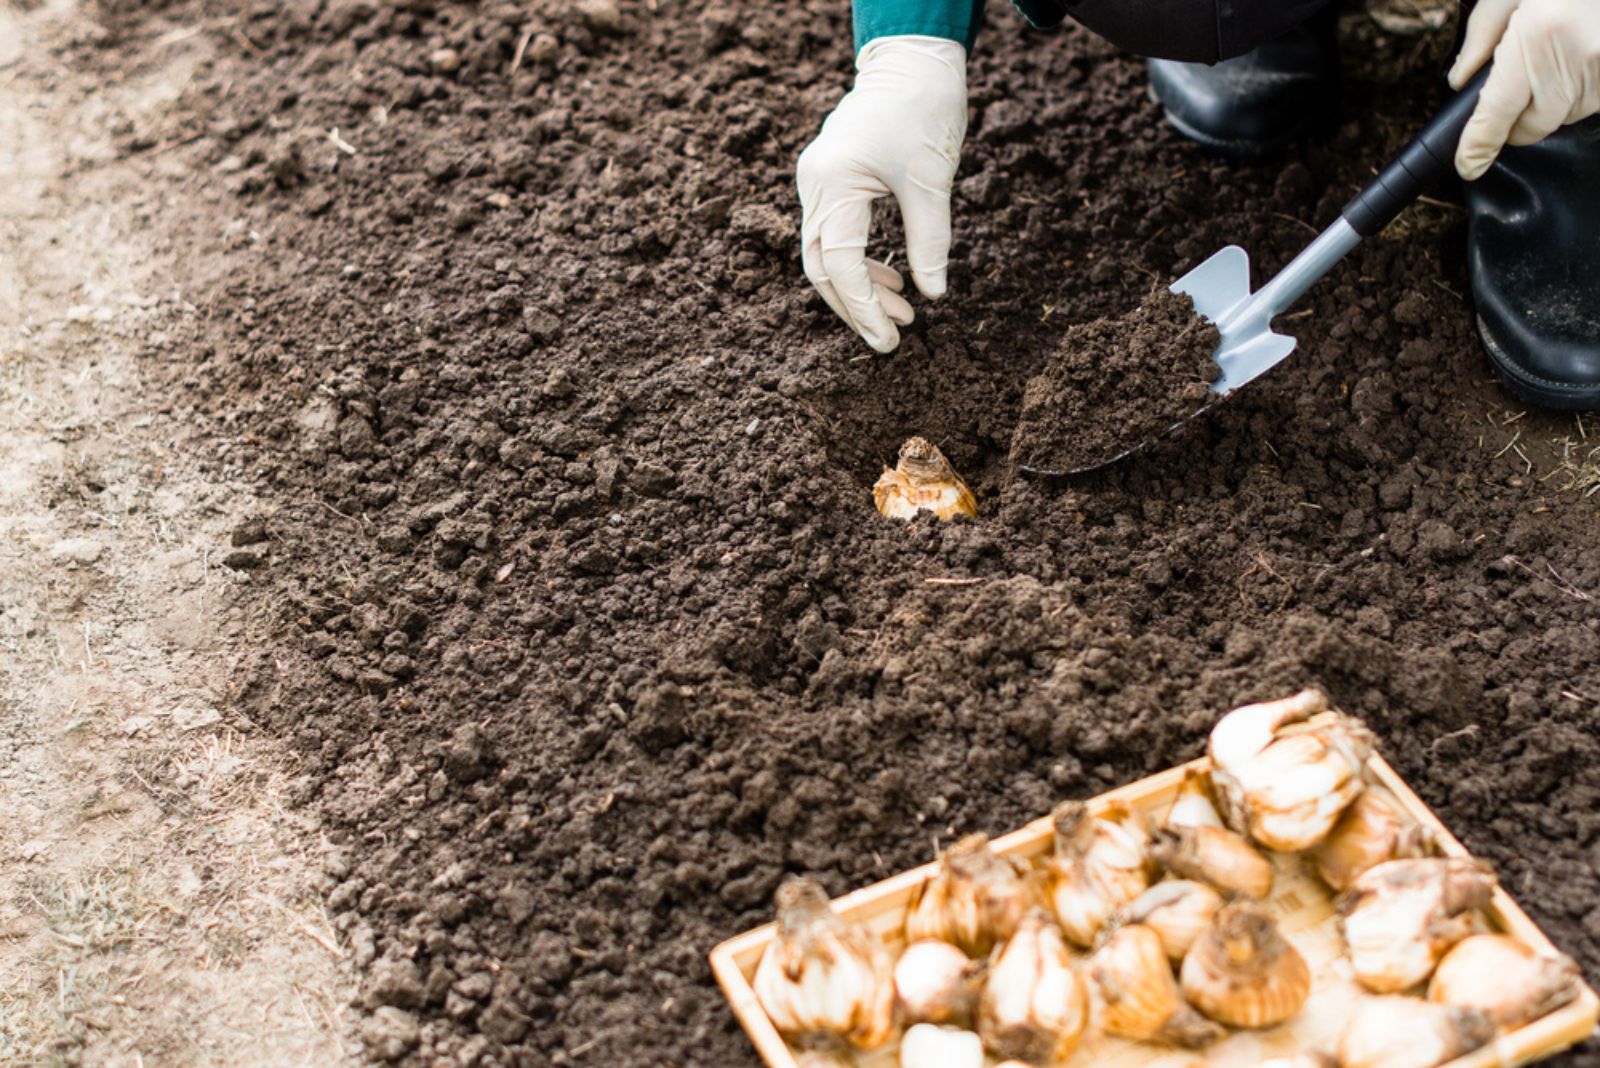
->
left=1482, top=410, right=1600, bottom=498
left=0, top=5, right=354, bottom=1063
left=2, top=865, right=153, bottom=1063
left=0, top=731, right=353, bottom=1067
left=1542, top=413, right=1600, bottom=498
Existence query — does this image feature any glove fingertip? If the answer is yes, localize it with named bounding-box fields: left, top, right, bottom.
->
left=864, top=322, right=901, bottom=353
left=1447, top=50, right=1486, bottom=92
left=1455, top=148, right=1490, bottom=182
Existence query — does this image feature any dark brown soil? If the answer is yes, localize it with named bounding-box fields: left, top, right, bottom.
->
left=1010, top=285, right=1221, bottom=473
left=79, top=2, right=1600, bottom=1066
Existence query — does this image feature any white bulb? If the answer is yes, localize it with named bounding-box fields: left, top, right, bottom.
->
left=900, top=1024, right=983, bottom=1068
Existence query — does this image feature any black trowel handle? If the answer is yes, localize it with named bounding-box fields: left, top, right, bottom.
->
left=1341, top=64, right=1492, bottom=238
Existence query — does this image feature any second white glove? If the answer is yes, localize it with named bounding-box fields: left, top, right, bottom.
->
left=1450, top=0, right=1600, bottom=180
left=796, top=36, right=968, bottom=353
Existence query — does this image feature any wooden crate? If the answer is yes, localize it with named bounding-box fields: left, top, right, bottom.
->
left=711, top=754, right=1599, bottom=1068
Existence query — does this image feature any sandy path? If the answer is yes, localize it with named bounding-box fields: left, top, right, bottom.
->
left=0, top=4, right=354, bottom=1064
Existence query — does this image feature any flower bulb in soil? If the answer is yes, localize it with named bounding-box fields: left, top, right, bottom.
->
left=873, top=436, right=977, bottom=521
left=1008, top=285, right=1221, bottom=473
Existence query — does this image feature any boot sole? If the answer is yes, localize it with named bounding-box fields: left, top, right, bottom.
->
left=1479, top=314, right=1600, bottom=411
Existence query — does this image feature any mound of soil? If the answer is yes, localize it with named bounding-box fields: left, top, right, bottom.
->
left=91, top=1, right=1600, bottom=1066
left=1010, top=286, right=1221, bottom=473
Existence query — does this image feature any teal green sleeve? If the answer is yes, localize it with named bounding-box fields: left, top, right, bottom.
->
left=853, top=0, right=985, bottom=52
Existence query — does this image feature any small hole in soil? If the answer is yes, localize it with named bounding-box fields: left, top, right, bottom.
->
left=808, top=336, right=1039, bottom=499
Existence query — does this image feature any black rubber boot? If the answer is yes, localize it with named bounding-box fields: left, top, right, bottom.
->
left=1467, top=116, right=1600, bottom=410
left=1146, top=8, right=1340, bottom=156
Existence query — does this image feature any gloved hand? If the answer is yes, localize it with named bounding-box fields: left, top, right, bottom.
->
left=796, top=36, right=967, bottom=353
left=1450, top=0, right=1600, bottom=180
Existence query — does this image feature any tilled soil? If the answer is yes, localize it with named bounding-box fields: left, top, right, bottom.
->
left=1010, top=285, right=1221, bottom=473
left=100, top=0, right=1600, bottom=1065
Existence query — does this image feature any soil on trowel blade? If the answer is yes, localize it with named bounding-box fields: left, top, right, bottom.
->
left=1010, top=286, right=1221, bottom=472
left=80, top=2, right=1600, bottom=1066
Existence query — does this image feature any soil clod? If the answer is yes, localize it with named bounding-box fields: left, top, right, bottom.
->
left=1010, top=287, right=1221, bottom=474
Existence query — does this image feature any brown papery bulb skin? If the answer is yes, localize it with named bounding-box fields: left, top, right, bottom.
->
left=1091, top=924, right=1226, bottom=1048
left=1149, top=824, right=1274, bottom=899
left=753, top=878, right=896, bottom=1051
left=1046, top=801, right=1154, bottom=947
left=1312, top=791, right=1435, bottom=892
left=1428, top=933, right=1582, bottom=1029
left=977, top=909, right=1090, bottom=1065
left=1337, top=997, right=1494, bottom=1068
left=872, top=437, right=977, bottom=521
left=1116, top=879, right=1225, bottom=962
left=1207, top=689, right=1329, bottom=832
left=1166, top=769, right=1226, bottom=829
left=1338, top=857, right=1497, bottom=994
left=904, top=834, right=1034, bottom=958
left=1180, top=900, right=1310, bottom=1029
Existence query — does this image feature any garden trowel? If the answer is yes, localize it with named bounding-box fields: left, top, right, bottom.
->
left=1020, top=64, right=1491, bottom=477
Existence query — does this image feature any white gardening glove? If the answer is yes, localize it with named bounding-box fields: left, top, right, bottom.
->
left=796, top=36, right=967, bottom=353
left=1450, top=0, right=1600, bottom=180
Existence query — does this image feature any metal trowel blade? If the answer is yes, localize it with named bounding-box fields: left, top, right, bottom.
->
left=1017, top=246, right=1281, bottom=478
left=1022, top=208, right=1369, bottom=478
left=1024, top=244, right=1312, bottom=476
left=1170, top=244, right=1297, bottom=397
